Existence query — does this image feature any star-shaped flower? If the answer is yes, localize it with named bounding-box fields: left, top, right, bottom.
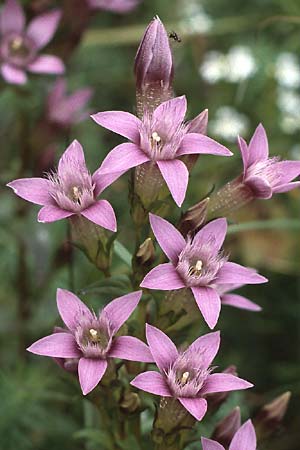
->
left=201, top=419, right=257, bottom=450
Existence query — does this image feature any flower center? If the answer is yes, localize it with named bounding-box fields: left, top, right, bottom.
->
left=151, top=131, right=161, bottom=143
left=9, top=36, right=30, bottom=58
left=70, top=186, right=82, bottom=203
left=89, top=328, right=99, bottom=342
left=180, top=371, right=190, bottom=385
left=188, top=260, right=203, bottom=277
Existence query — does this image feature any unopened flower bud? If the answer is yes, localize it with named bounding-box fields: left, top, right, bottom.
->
left=207, top=366, right=238, bottom=411
left=253, top=391, right=291, bottom=439
left=136, top=237, right=155, bottom=265
left=120, top=392, right=141, bottom=413
left=212, top=407, right=241, bottom=448
left=178, top=197, right=210, bottom=236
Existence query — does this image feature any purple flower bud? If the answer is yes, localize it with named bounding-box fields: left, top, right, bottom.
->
left=253, top=391, right=291, bottom=439
left=212, top=407, right=241, bottom=448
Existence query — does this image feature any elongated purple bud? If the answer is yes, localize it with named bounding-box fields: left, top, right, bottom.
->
left=254, top=391, right=291, bottom=439
left=212, top=407, right=241, bottom=448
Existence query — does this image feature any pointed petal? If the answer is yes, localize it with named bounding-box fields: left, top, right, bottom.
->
left=146, top=324, right=178, bottom=372
left=131, top=371, right=172, bottom=396
left=81, top=200, right=117, bottom=232
left=216, top=262, right=268, bottom=285
left=140, top=263, right=186, bottom=290
left=272, top=160, right=300, bottom=185
left=92, top=170, right=126, bottom=196
left=221, top=294, right=261, bottom=312
left=201, top=373, right=253, bottom=395
left=27, top=10, right=61, bottom=49
left=186, top=109, right=208, bottom=134
left=7, top=178, right=51, bottom=205
left=193, top=218, right=227, bottom=255
left=91, top=111, right=141, bottom=143
left=28, top=55, right=65, bottom=74
left=178, top=397, right=207, bottom=421
left=1, top=63, right=27, bottom=85
left=157, top=159, right=189, bottom=207
left=56, top=288, right=92, bottom=332
left=58, top=140, right=86, bottom=175
left=78, top=358, right=107, bottom=395
left=98, top=143, right=149, bottom=175
left=38, top=205, right=73, bottom=223
left=149, top=213, right=185, bottom=264
left=201, top=438, right=225, bottom=450
left=0, top=0, right=25, bottom=34
left=103, top=291, right=142, bottom=333
left=153, top=96, right=187, bottom=132
left=273, top=181, right=300, bottom=193
left=47, top=78, right=66, bottom=110
left=245, top=176, right=272, bottom=199
left=178, top=134, right=232, bottom=157
left=27, top=333, right=81, bottom=358
left=237, top=135, right=249, bottom=173
left=229, top=420, right=257, bottom=450
left=186, top=331, right=220, bottom=368
left=109, top=336, right=154, bottom=362
left=248, top=124, right=269, bottom=165
left=191, top=287, right=221, bottom=330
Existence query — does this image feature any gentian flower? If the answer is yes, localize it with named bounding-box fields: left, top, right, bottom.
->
left=7, top=140, right=117, bottom=230
left=131, top=325, right=252, bottom=421
left=0, top=0, right=64, bottom=85
left=141, top=214, right=267, bottom=328
left=92, top=96, right=232, bottom=207
left=28, top=289, right=154, bottom=395
left=88, top=0, right=140, bottom=13
left=46, top=78, right=93, bottom=128
left=239, top=123, right=300, bottom=198
left=201, top=419, right=257, bottom=450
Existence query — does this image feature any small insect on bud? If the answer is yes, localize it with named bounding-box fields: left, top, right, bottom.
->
left=169, top=30, right=182, bottom=43
left=254, top=391, right=291, bottom=439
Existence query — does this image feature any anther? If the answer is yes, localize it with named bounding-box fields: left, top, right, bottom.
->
left=89, top=328, right=98, bottom=342
left=11, top=37, right=23, bottom=51
left=188, top=260, right=203, bottom=277
left=71, top=186, right=81, bottom=202
left=151, top=131, right=161, bottom=143
left=181, top=371, right=189, bottom=385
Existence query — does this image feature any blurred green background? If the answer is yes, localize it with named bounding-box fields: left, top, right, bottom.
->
left=1, top=0, right=300, bottom=448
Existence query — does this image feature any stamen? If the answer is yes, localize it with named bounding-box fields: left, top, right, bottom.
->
left=151, top=131, right=161, bottom=143
left=181, top=371, right=189, bottom=385
left=10, top=37, right=23, bottom=51
left=188, top=260, right=203, bottom=277
left=89, top=328, right=99, bottom=342
left=71, top=186, right=81, bottom=203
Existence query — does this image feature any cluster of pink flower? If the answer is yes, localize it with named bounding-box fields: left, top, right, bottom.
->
left=5, top=4, right=298, bottom=448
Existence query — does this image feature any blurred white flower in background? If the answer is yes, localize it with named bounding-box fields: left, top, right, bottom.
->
left=179, top=0, right=213, bottom=35
left=277, top=89, right=300, bottom=134
left=290, top=144, right=300, bottom=160
left=209, top=106, right=250, bottom=141
left=275, top=53, right=300, bottom=88
left=199, top=51, right=227, bottom=83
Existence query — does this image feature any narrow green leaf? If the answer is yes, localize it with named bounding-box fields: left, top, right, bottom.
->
left=227, top=219, right=300, bottom=234
left=114, top=240, right=132, bottom=266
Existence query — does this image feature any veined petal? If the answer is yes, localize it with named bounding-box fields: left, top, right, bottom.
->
left=81, top=200, right=117, bottom=232
left=186, top=331, right=220, bottom=369
left=153, top=96, right=187, bottom=132
left=201, top=437, right=225, bottom=450
left=0, top=0, right=25, bottom=34
left=191, top=287, right=221, bottom=330
left=7, top=178, right=52, bottom=206
left=140, top=263, right=186, bottom=290
left=131, top=371, right=172, bottom=396
left=157, top=159, right=189, bottom=207
left=273, top=181, right=300, bottom=193
left=201, top=373, right=253, bottom=395
left=109, top=336, right=154, bottom=362
left=93, top=170, right=126, bottom=196
left=229, top=420, right=257, bottom=450
left=78, top=358, right=107, bottom=395
left=186, top=109, right=208, bottom=134
left=27, top=10, right=61, bottom=49
left=248, top=123, right=269, bottom=165
left=56, top=288, right=92, bottom=332
left=178, top=134, right=232, bottom=157
left=193, top=218, right=227, bottom=255
left=38, top=205, right=74, bottom=222
left=103, top=291, right=142, bottom=333
left=237, top=135, right=249, bottom=173
left=216, top=262, right=268, bottom=285
left=245, top=176, right=272, bottom=199
left=272, top=160, right=300, bottom=186
left=146, top=324, right=178, bottom=372
left=178, top=397, right=207, bottom=421
left=221, top=294, right=261, bottom=312
left=91, top=111, right=141, bottom=143
left=1, top=63, right=27, bottom=85
left=98, top=143, right=149, bottom=175
left=58, top=139, right=86, bottom=176
left=27, top=332, right=81, bottom=358
left=149, top=213, right=185, bottom=264
left=28, top=55, right=65, bottom=74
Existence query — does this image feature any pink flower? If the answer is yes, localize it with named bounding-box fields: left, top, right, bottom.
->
left=201, top=419, right=257, bottom=450
left=239, top=124, right=300, bottom=198
left=7, top=140, right=117, bottom=230
left=46, top=78, right=93, bottom=128
left=131, top=325, right=253, bottom=421
left=91, top=96, right=232, bottom=207
left=88, top=0, right=140, bottom=13
left=140, top=214, right=267, bottom=329
left=0, top=0, right=64, bottom=85
left=28, top=289, right=154, bottom=395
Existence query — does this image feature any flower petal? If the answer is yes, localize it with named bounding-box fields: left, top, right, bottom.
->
left=91, top=111, right=141, bottom=143
left=245, top=176, right=272, bottom=199
left=178, top=133, right=232, bottom=157
left=38, top=205, right=74, bottom=222
left=149, top=213, right=185, bottom=264
left=273, top=181, right=300, bottom=193
left=229, top=420, right=257, bottom=450
left=186, top=109, right=208, bottom=134
left=47, top=78, right=66, bottom=110
left=93, top=170, right=126, bottom=196
left=221, top=294, right=261, bottom=312
left=98, top=142, right=149, bottom=175
left=131, top=371, right=172, bottom=396
left=248, top=123, right=269, bottom=165
left=178, top=397, right=207, bottom=421
left=109, top=336, right=154, bottom=362
left=191, top=287, right=221, bottom=330
left=186, top=331, right=220, bottom=369
left=81, top=200, right=117, bottom=232
left=56, top=288, right=92, bottom=332
left=27, top=333, right=81, bottom=358
left=193, top=218, right=227, bottom=255
left=140, top=263, right=186, bottom=290
left=0, top=0, right=25, bottom=34
left=153, top=96, right=187, bottom=132
left=1, top=63, right=27, bottom=85
left=157, top=159, right=189, bottom=207
left=27, top=10, right=61, bottom=49
left=89, top=0, right=140, bottom=13
left=201, top=437, right=225, bottom=450
left=238, top=136, right=249, bottom=173
left=58, top=140, right=86, bottom=176
left=103, top=291, right=142, bottom=333
left=7, top=178, right=52, bottom=205
left=201, top=373, right=253, bottom=395
left=272, top=160, right=300, bottom=186
left=28, top=55, right=65, bottom=74
left=78, top=358, right=107, bottom=395
left=216, top=262, right=268, bottom=285
left=146, top=324, right=178, bottom=372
